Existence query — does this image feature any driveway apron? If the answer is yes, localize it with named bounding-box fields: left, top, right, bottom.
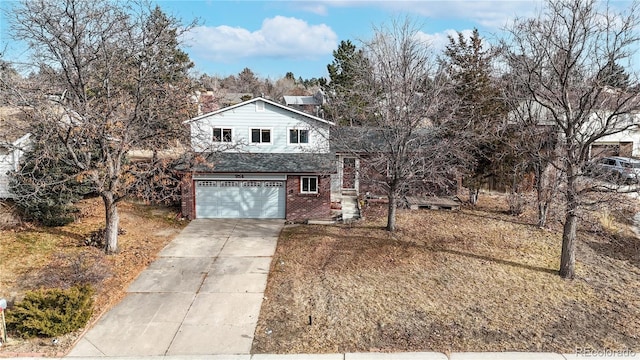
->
left=67, top=219, right=283, bottom=356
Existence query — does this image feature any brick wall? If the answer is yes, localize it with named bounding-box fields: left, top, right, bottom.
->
left=180, top=173, right=195, bottom=219
left=286, top=175, right=332, bottom=221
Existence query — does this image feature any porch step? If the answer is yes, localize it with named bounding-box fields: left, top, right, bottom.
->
left=341, top=195, right=360, bottom=222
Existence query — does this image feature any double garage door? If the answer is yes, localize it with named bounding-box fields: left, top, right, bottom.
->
left=195, top=180, right=286, bottom=219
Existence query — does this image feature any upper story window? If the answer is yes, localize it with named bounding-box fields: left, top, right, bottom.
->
left=251, top=128, right=271, bottom=143
left=300, top=176, right=318, bottom=194
left=289, top=129, right=309, bottom=144
left=213, top=128, right=232, bottom=143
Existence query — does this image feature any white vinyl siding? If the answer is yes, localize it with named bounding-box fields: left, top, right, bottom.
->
left=0, top=134, right=30, bottom=199
left=189, top=101, right=330, bottom=153
left=0, top=154, right=13, bottom=198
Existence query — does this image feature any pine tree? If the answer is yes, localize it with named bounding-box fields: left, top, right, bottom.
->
left=441, top=29, right=507, bottom=204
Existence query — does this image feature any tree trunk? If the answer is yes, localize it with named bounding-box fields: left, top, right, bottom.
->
left=560, top=167, right=578, bottom=279
left=560, top=209, right=577, bottom=278
left=469, top=186, right=479, bottom=206
left=102, top=192, right=120, bottom=254
left=535, top=161, right=555, bottom=229
left=386, top=191, right=397, bottom=232
left=537, top=202, right=549, bottom=228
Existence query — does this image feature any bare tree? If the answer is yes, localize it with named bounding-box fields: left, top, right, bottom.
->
left=336, top=18, right=461, bottom=232
left=7, top=0, right=197, bottom=253
left=505, top=0, right=640, bottom=278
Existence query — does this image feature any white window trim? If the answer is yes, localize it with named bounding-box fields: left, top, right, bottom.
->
left=250, top=127, right=273, bottom=144
left=212, top=127, right=233, bottom=143
left=287, top=127, right=311, bottom=145
left=300, top=176, right=319, bottom=194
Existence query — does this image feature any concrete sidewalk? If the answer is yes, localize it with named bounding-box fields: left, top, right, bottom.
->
left=67, top=219, right=283, bottom=357
left=35, top=351, right=639, bottom=359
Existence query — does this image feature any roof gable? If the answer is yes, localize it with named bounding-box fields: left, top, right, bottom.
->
left=184, top=96, right=334, bottom=126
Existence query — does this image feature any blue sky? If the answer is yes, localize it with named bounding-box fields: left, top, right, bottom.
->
left=155, top=0, right=543, bottom=80
left=1, top=1, right=637, bottom=81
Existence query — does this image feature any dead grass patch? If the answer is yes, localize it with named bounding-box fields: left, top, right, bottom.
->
left=0, top=197, right=186, bottom=356
left=253, top=194, right=640, bottom=353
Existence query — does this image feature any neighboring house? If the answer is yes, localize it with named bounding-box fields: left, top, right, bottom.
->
left=589, top=123, right=640, bottom=158
left=510, top=100, right=640, bottom=159
left=180, top=97, right=337, bottom=221
left=283, top=90, right=326, bottom=118
left=0, top=107, right=31, bottom=199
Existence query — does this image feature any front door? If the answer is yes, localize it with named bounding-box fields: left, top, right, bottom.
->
left=342, top=157, right=356, bottom=190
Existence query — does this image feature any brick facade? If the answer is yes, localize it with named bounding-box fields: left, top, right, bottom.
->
left=180, top=173, right=332, bottom=221
left=180, top=173, right=195, bottom=219
left=285, top=175, right=332, bottom=221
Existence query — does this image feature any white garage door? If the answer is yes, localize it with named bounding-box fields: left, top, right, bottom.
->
left=195, top=180, right=285, bottom=219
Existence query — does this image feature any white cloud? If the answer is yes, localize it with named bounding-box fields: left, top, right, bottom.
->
left=416, top=29, right=475, bottom=51
left=295, top=3, right=329, bottom=16
left=185, top=16, right=338, bottom=62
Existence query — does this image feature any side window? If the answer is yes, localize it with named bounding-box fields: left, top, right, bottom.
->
left=213, top=128, right=232, bottom=143
left=289, top=129, right=309, bottom=144
left=251, top=128, right=271, bottom=143
left=300, top=176, right=318, bottom=194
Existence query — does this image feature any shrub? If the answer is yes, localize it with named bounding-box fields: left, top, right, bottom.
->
left=5, top=285, right=94, bottom=338
left=35, top=252, right=111, bottom=289
left=9, top=137, right=92, bottom=227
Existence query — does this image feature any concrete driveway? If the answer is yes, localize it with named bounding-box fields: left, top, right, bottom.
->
left=67, top=219, right=283, bottom=357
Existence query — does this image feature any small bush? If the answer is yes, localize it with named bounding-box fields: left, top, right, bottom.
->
left=35, top=252, right=111, bottom=289
left=84, top=227, right=126, bottom=248
left=5, top=285, right=94, bottom=338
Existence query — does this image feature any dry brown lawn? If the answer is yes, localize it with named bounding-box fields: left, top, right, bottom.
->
left=252, top=195, right=640, bottom=354
left=0, top=198, right=186, bottom=356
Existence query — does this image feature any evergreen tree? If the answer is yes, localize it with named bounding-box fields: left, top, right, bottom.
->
left=440, top=28, right=507, bottom=204
left=10, top=134, right=92, bottom=226
left=237, top=67, right=261, bottom=95
left=598, top=61, right=630, bottom=89
left=325, top=40, right=370, bottom=125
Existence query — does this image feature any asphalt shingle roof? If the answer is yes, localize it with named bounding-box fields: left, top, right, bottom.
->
left=190, top=152, right=336, bottom=174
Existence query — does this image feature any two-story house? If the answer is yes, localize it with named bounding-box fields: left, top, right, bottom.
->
left=180, top=97, right=336, bottom=221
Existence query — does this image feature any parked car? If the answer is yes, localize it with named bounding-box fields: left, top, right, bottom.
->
left=591, top=156, right=640, bottom=183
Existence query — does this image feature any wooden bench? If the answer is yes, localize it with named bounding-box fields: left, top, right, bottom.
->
left=405, top=196, right=461, bottom=211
